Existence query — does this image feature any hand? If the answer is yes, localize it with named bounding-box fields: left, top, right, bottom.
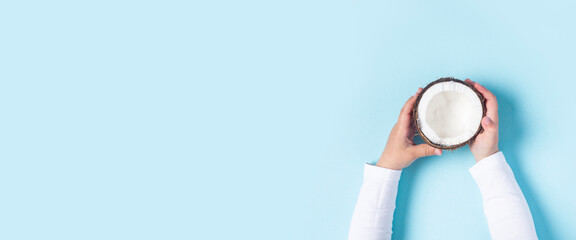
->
left=465, top=79, right=500, bottom=162
left=377, top=88, right=443, bottom=170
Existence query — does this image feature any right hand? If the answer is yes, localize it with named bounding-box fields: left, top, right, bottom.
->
left=465, top=79, right=500, bottom=162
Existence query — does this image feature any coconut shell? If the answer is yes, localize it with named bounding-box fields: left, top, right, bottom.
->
left=412, top=77, right=487, bottom=150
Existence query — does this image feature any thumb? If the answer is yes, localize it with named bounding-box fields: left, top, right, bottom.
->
left=410, top=144, right=442, bottom=158
left=481, top=116, right=497, bottom=131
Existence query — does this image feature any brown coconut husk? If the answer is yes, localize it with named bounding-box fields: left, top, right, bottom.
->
left=412, top=77, right=487, bottom=150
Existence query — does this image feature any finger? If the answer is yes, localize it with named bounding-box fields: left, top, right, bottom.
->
left=398, top=95, right=417, bottom=129
left=413, top=87, right=423, bottom=98
left=474, top=83, right=499, bottom=124
left=465, top=78, right=475, bottom=85
left=409, top=144, right=442, bottom=158
left=400, top=87, right=423, bottom=129
left=481, top=116, right=498, bottom=132
left=404, top=88, right=425, bottom=137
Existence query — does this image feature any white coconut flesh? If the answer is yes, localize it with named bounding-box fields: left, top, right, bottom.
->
left=417, top=81, right=483, bottom=147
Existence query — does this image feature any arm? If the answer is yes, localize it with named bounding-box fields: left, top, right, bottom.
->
left=465, top=79, right=538, bottom=239
left=348, top=164, right=401, bottom=240
left=348, top=88, right=442, bottom=240
left=469, top=152, right=538, bottom=240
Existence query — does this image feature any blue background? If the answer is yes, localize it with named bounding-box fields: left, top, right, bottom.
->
left=1, top=0, right=575, bottom=239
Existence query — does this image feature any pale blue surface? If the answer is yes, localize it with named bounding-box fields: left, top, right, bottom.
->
left=1, top=0, right=575, bottom=239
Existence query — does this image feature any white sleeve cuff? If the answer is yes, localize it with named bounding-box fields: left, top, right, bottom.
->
left=468, top=151, right=507, bottom=178
left=364, top=163, right=402, bottom=182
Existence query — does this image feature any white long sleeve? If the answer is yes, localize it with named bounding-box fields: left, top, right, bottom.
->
left=470, top=151, right=538, bottom=240
left=348, top=164, right=401, bottom=240
left=349, top=152, right=538, bottom=240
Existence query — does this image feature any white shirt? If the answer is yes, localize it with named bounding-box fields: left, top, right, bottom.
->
left=348, top=152, right=538, bottom=240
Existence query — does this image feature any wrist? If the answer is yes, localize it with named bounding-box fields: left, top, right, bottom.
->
left=376, top=158, right=404, bottom=170
left=474, top=148, right=499, bottom=162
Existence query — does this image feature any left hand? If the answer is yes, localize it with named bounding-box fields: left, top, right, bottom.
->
left=377, top=88, right=443, bottom=170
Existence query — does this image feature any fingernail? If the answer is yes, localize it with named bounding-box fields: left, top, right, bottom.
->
left=435, top=149, right=442, bottom=155
left=483, top=116, right=492, bottom=124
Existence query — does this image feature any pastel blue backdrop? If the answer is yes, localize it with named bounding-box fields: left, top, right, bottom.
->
left=1, top=0, right=574, bottom=239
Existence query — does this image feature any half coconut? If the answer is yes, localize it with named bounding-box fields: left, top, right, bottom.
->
left=412, top=77, right=486, bottom=150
